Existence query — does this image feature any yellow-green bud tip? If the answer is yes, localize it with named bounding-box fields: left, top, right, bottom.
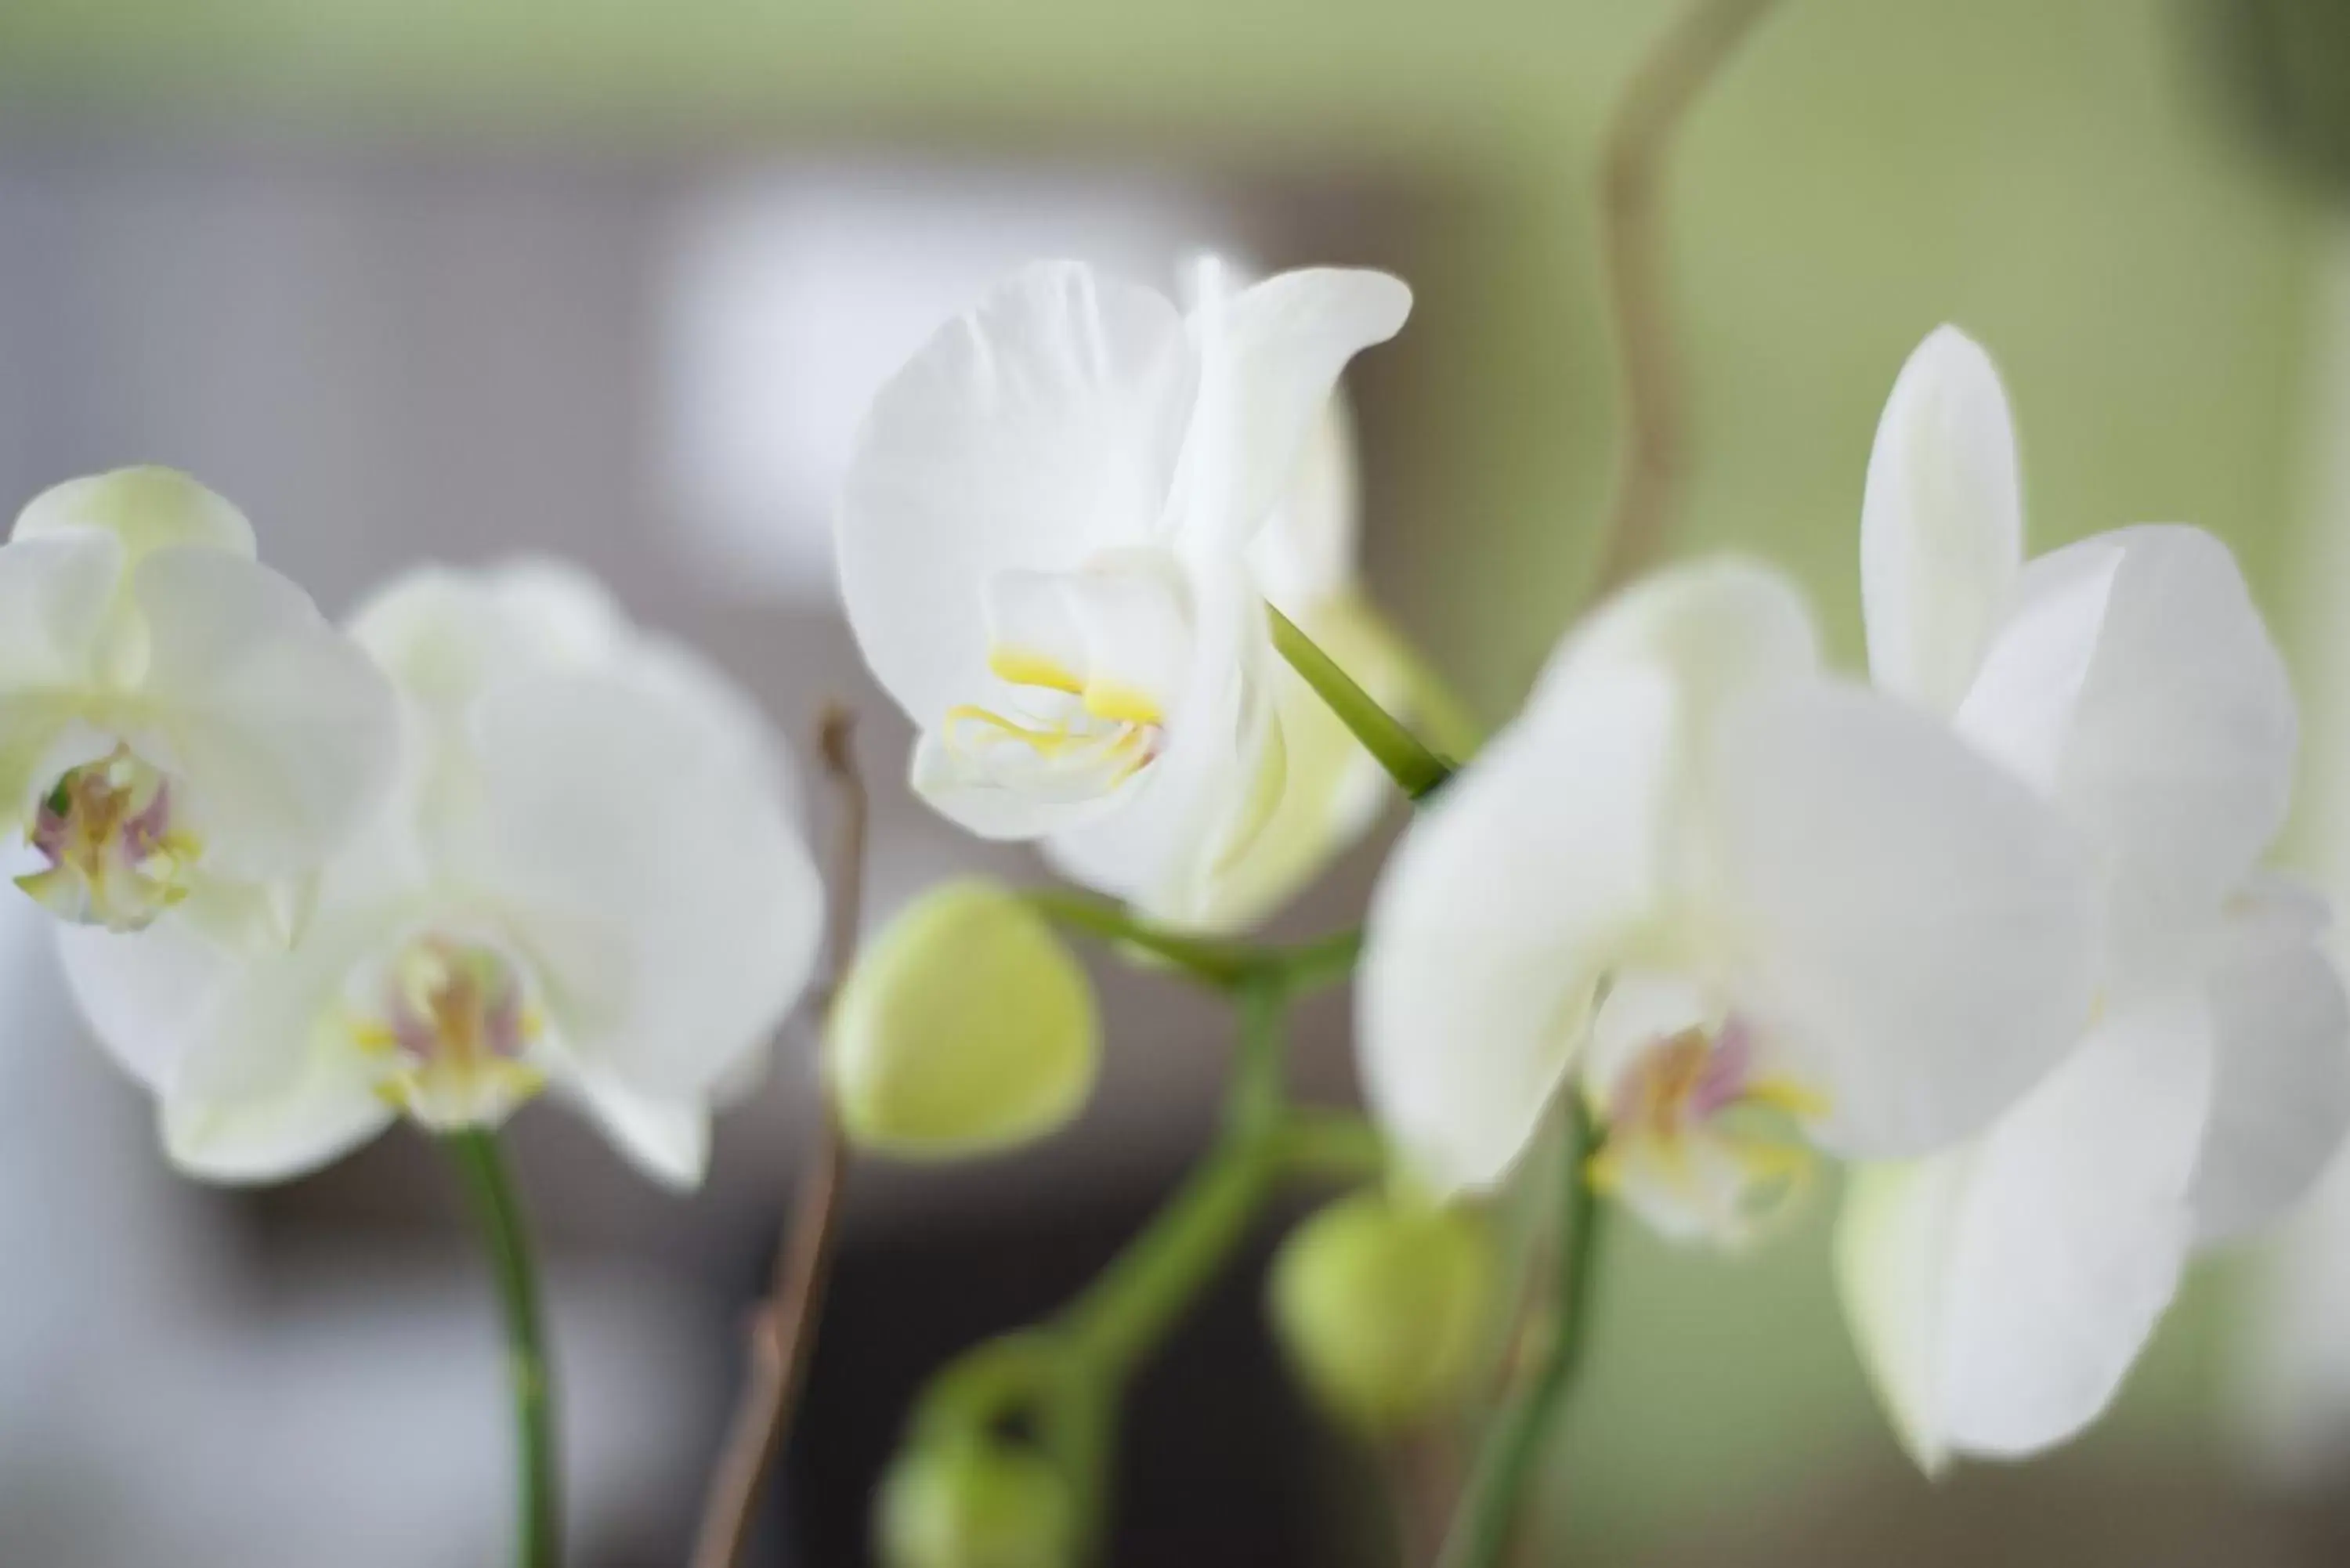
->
left=877, top=1438, right=1076, bottom=1568
left=1268, top=1190, right=1496, bottom=1438
left=827, top=878, right=1101, bottom=1161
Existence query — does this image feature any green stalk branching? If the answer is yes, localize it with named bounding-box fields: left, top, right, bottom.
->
left=446, top=1130, right=561, bottom=1568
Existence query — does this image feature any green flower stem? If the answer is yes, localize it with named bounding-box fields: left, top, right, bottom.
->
left=446, top=1130, right=561, bottom=1568
left=1062, top=980, right=1289, bottom=1378
left=1436, top=1104, right=1607, bottom=1568
left=1360, top=601, right=1489, bottom=761
left=909, top=1331, right=1066, bottom=1443
left=906, top=1100, right=1378, bottom=1461
left=1039, top=980, right=1292, bottom=1553
left=1063, top=1137, right=1282, bottom=1373
left=1026, top=889, right=1360, bottom=997
left=1276, top=927, right=1365, bottom=996
left=903, top=982, right=1313, bottom=1559
left=1025, top=890, right=1261, bottom=988
left=924, top=880, right=1383, bottom=1559
left=1269, top=603, right=1455, bottom=800
left=1272, top=1106, right=1390, bottom=1184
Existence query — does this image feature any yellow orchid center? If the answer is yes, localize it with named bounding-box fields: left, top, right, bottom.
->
left=17, top=744, right=202, bottom=932
left=942, top=552, right=1191, bottom=800
left=1587, top=1014, right=1828, bottom=1248
left=347, top=934, right=546, bottom=1129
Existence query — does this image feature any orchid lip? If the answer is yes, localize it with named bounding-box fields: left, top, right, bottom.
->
left=1589, top=1010, right=1828, bottom=1248
left=16, top=742, right=201, bottom=932
left=345, top=931, right=547, bottom=1130
left=935, top=552, right=1195, bottom=804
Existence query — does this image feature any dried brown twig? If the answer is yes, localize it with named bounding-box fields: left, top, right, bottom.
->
left=691, top=705, right=867, bottom=1568
left=1586, top=0, right=1788, bottom=600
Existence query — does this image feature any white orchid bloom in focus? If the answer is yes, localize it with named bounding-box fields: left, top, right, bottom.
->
left=59, top=561, right=824, bottom=1188
left=0, top=468, right=396, bottom=937
left=837, top=258, right=1411, bottom=926
left=1357, top=557, right=2099, bottom=1240
left=1837, top=327, right=2350, bottom=1470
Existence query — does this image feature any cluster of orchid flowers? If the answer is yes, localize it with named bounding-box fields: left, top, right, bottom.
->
left=14, top=253, right=2345, bottom=1568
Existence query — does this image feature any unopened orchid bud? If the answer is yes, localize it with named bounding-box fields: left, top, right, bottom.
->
left=1268, top=1190, right=1496, bottom=1437
left=827, top=880, right=1100, bottom=1159
left=877, top=1436, right=1076, bottom=1568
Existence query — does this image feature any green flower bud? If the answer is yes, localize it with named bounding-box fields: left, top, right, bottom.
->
left=827, top=879, right=1101, bottom=1159
left=877, top=1437, right=1076, bottom=1568
left=1268, top=1190, right=1496, bottom=1437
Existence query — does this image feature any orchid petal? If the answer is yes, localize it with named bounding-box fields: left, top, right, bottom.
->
left=349, top=558, right=625, bottom=716
left=463, top=670, right=821, bottom=1100
left=1193, top=265, right=1409, bottom=546
left=1956, top=526, right=2295, bottom=992
left=1249, top=400, right=1360, bottom=613
left=0, top=533, right=121, bottom=813
left=0, top=531, right=121, bottom=693
left=1711, top=681, right=2098, bottom=1157
left=354, top=560, right=795, bottom=847
left=1860, top=327, right=2024, bottom=715
left=1358, top=661, right=1677, bottom=1195
left=838, top=261, right=1195, bottom=726
left=56, top=916, right=233, bottom=1092
left=14, top=466, right=257, bottom=562
left=1839, top=988, right=2211, bottom=1467
left=910, top=725, right=1136, bottom=841
left=1193, top=592, right=1405, bottom=929
left=64, top=898, right=412, bottom=1183
left=569, top=1068, right=712, bottom=1191
left=1835, top=1154, right=1972, bottom=1472
left=2192, top=876, right=2350, bottom=1245
left=160, top=1074, right=396, bottom=1186
left=1542, top=555, right=1820, bottom=749
left=132, top=546, right=400, bottom=880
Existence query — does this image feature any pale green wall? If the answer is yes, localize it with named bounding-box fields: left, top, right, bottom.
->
left=0, top=0, right=2319, bottom=690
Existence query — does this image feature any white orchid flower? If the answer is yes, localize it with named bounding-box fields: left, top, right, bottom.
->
left=1356, top=556, right=2099, bottom=1238
left=0, top=468, right=396, bottom=938
left=1836, top=327, right=2350, bottom=1470
left=58, top=560, right=824, bottom=1189
left=837, top=257, right=1411, bottom=926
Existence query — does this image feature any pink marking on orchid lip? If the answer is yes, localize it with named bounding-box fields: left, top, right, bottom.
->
left=122, top=781, right=172, bottom=858
left=484, top=982, right=527, bottom=1061
left=388, top=1000, right=442, bottom=1065
left=29, top=805, right=68, bottom=859
left=1687, top=1015, right=1755, bottom=1120
left=383, top=940, right=534, bottom=1069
